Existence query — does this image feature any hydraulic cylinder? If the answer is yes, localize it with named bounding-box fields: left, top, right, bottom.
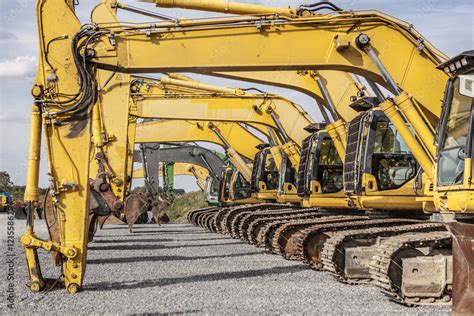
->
left=379, top=100, right=435, bottom=180
left=148, top=0, right=296, bottom=17
left=395, top=92, right=436, bottom=159
left=24, top=104, right=42, bottom=203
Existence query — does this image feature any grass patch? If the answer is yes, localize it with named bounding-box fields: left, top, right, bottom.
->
left=164, top=191, right=208, bottom=223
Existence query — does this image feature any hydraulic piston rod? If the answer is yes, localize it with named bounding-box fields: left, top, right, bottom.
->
left=144, top=0, right=297, bottom=17
left=267, top=112, right=301, bottom=167
left=356, top=34, right=401, bottom=95
left=160, top=76, right=245, bottom=95
left=366, top=80, right=386, bottom=102
left=188, top=166, right=206, bottom=191
left=269, top=112, right=290, bottom=144
left=197, top=153, right=218, bottom=183
left=314, top=76, right=338, bottom=121
left=267, top=128, right=278, bottom=147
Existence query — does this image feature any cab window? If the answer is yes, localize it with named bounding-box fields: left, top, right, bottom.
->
left=438, top=73, right=473, bottom=186
left=372, top=121, right=416, bottom=190
left=317, top=138, right=343, bottom=193
left=263, top=152, right=279, bottom=190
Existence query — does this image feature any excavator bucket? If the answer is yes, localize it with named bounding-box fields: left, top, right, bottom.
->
left=150, top=196, right=172, bottom=225
left=43, top=194, right=62, bottom=266
left=14, top=206, right=28, bottom=220
left=100, top=214, right=127, bottom=226
left=124, top=192, right=150, bottom=233
left=44, top=193, right=98, bottom=265
left=446, top=221, right=474, bottom=315
left=44, top=189, right=127, bottom=265
left=13, top=200, right=29, bottom=220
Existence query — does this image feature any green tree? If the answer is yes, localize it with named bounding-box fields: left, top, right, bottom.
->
left=0, top=171, right=13, bottom=192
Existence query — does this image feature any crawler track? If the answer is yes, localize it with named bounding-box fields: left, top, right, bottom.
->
left=188, top=206, right=220, bottom=226
left=245, top=211, right=324, bottom=245
left=197, top=208, right=220, bottom=228
left=269, top=215, right=369, bottom=258
left=369, top=231, right=452, bottom=305
left=320, top=223, right=446, bottom=279
left=222, top=204, right=291, bottom=238
left=238, top=208, right=320, bottom=242
left=187, top=205, right=454, bottom=307
left=213, top=207, right=234, bottom=234
left=295, top=219, right=425, bottom=269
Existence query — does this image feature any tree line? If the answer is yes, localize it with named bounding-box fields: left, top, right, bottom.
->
left=0, top=171, right=47, bottom=200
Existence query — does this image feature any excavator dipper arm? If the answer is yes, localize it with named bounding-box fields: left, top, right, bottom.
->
left=133, top=145, right=226, bottom=184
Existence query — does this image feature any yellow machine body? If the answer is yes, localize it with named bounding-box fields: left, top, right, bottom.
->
left=26, top=0, right=471, bottom=294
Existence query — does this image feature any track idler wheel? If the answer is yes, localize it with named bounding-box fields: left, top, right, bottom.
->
left=388, top=248, right=425, bottom=292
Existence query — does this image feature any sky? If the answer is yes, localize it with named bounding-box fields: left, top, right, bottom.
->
left=0, top=0, right=473, bottom=193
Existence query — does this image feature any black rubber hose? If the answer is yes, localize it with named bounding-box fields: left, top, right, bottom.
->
left=300, top=1, right=343, bottom=12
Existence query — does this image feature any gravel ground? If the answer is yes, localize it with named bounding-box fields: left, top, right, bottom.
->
left=0, top=212, right=451, bottom=315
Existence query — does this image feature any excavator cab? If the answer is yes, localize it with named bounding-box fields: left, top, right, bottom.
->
left=219, top=168, right=234, bottom=203
left=249, top=145, right=279, bottom=201
left=344, top=109, right=421, bottom=212
left=316, top=137, right=343, bottom=193
left=275, top=153, right=299, bottom=203
left=205, top=177, right=220, bottom=206
left=261, top=149, right=280, bottom=191
left=231, top=171, right=253, bottom=201
left=370, top=114, right=417, bottom=191
left=218, top=167, right=256, bottom=205
left=435, top=51, right=474, bottom=315
left=436, top=51, right=474, bottom=214
left=248, top=142, right=299, bottom=204
left=297, top=131, right=343, bottom=198
left=297, top=128, right=351, bottom=209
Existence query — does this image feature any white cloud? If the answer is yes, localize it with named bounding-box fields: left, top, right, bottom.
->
left=0, top=55, right=37, bottom=78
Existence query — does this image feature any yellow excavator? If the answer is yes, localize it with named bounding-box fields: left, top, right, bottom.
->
left=124, top=2, right=467, bottom=307
left=22, top=1, right=472, bottom=313
left=174, top=70, right=371, bottom=235
left=95, top=70, right=320, bottom=227
left=126, top=1, right=470, bottom=306
left=125, top=73, right=313, bottom=209
left=44, top=70, right=287, bottom=238
left=129, top=79, right=325, bottom=231
left=47, top=68, right=325, bottom=240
